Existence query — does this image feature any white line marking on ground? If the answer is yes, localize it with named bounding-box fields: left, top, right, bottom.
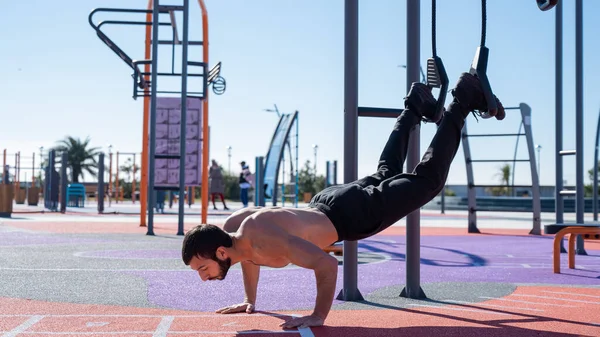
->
left=406, top=304, right=509, bottom=316
left=443, top=300, right=545, bottom=312
left=506, top=254, right=514, bottom=258
left=541, top=290, right=600, bottom=299
left=2, top=315, right=44, bottom=337
left=152, top=316, right=174, bottom=337
left=86, top=322, right=109, bottom=327
left=511, top=294, right=600, bottom=304
left=290, top=314, right=316, bottom=337
left=521, top=264, right=532, bottom=268
left=0, top=313, right=293, bottom=318
left=479, top=296, right=577, bottom=307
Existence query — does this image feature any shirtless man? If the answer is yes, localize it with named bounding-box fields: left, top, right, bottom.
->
left=181, top=72, right=505, bottom=329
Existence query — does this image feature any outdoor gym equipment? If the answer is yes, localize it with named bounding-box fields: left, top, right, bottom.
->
left=89, top=0, right=226, bottom=234
left=469, top=0, right=497, bottom=119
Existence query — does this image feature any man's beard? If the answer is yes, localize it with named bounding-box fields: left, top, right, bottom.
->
left=213, top=257, right=231, bottom=280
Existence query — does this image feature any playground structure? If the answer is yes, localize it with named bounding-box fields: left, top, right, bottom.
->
left=89, top=0, right=225, bottom=235
left=254, top=110, right=299, bottom=207
left=461, top=103, right=541, bottom=235
left=544, top=0, right=600, bottom=255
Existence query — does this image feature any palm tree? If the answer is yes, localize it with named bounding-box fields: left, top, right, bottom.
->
left=54, top=136, right=101, bottom=183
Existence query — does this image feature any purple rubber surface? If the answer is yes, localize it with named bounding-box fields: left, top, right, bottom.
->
left=129, top=235, right=600, bottom=312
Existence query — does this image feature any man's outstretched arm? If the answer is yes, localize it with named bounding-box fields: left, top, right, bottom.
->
left=215, top=261, right=260, bottom=314
left=243, top=217, right=338, bottom=328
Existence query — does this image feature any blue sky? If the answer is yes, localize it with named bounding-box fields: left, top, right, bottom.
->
left=2, top=0, right=599, bottom=188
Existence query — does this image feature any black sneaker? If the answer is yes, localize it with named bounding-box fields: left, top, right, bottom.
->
left=404, top=82, right=443, bottom=123
left=451, top=72, right=505, bottom=120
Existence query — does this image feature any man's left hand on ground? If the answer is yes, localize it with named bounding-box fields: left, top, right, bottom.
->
left=279, top=314, right=324, bottom=329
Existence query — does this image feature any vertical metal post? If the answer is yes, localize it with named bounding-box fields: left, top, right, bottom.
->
left=177, top=0, right=190, bottom=236
left=520, top=104, right=541, bottom=235
left=554, top=0, right=563, bottom=225
left=254, top=156, right=265, bottom=206
left=98, top=153, right=105, bottom=214
left=401, top=0, right=425, bottom=300
left=338, top=0, right=363, bottom=302
left=146, top=0, right=160, bottom=236
left=594, top=109, right=600, bottom=221
left=60, top=152, right=68, bottom=214
left=575, top=0, right=586, bottom=254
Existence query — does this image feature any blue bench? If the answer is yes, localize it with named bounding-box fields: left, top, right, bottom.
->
left=66, top=183, right=86, bottom=208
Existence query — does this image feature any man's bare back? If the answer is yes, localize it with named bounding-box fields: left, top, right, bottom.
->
left=223, top=206, right=339, bottom=249
left=182, top=206, right=341, bottom=329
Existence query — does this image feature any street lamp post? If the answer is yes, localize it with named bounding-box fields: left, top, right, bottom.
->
left=535, top=144, right=542, bottom=181
left=227, top=146, right=232, bottom=174
left=108, top=145, right=113, bottom=206
left=312, top=144, right=318, bottom=175
left=263, top=104, right=281, bottom=118
left=399, top=64, right=426, bottom=83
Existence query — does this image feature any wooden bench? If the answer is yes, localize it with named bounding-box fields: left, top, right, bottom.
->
left=323, top=244, right=343, bottom=256
left=553, top=226, right=600, bottom=273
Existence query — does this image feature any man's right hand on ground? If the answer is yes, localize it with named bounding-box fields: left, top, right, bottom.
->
left=215, top=302, right=255, bottom=314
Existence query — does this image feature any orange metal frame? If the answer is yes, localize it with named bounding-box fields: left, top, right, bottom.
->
left=553, top=227, right=600, bottom=273
left=140, top=0, right=209, bottom=227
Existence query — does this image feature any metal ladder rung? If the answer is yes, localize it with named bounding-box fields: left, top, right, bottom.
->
left=468, top=159, right=530, bottom=163
left=559, top=190, right=577, bottom=196
left=559, top=150, right=576, bottom=156
left=158, top=5, right=185, bottom=12
left=465, top=133, right=526, bottom=137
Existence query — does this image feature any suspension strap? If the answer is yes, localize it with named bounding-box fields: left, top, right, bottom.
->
left=426, top=0, right=449, bottom=122
left=469, top=0, right=497, bottom=118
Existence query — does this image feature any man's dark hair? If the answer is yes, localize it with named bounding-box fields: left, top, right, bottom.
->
left=182, top=224, right=233, bottom=265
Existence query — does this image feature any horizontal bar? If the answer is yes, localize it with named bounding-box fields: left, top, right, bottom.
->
left=559, top=190, right=577, bottom=195
left=155, top=40, right=204, bottom=45
left=116, top=152, right=139, bottom=155
left=468, top=159, right=530, bottom=163
left=155, top=154, right=181, bottom=159
left=91, top=8, right=153, bottom=15
left=358, top=106, right=403, bottom=118
left=559, top=150, right=576, bottom=155
left=152, top=90, right=205, bottom=95
left=470, top=184, right=537, bottom=188
left=97, top=20, right=170, bottom=29
left=141, top=72, right=205, bottom=77
left=154, top=186, right=183, bottom=191
left=158, top=5, right=185, bottom=11
left=465, top=133, right=526, bottom=137
left=504, top=107, right=521, bottom=110
left=187, top=61, right=206, bottom=67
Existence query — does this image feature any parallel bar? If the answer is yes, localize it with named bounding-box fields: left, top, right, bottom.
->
left=559, top=150, right=576, bottom=155
left=177, top=0, right=190, bottom=236
left=146, top=0, right=161, bottom=236
left=337, top=0, right=362, bottom=302
left=357, top=106, right=403, bottom=118
left=466, top=133, right=525, bottom=137
left=575, top=0, right=586, bottom=255
left=401, top=0, right=425, bottom=300
left=555, top=0, right=564, bottom=223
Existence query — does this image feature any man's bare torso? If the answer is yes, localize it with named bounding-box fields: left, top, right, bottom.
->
left=222, top=206, right=339, bottom=268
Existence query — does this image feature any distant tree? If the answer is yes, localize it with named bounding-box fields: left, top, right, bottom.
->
left=298, top=160, right=325, bottom=195
left=487, top=163, right=511, bottom=196
left=54, top=136, right=101, bottom=183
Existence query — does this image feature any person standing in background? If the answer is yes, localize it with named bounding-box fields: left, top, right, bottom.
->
left=239, top=161, right=252, bottom=208
left=209, top=160, right=229, bottom=210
